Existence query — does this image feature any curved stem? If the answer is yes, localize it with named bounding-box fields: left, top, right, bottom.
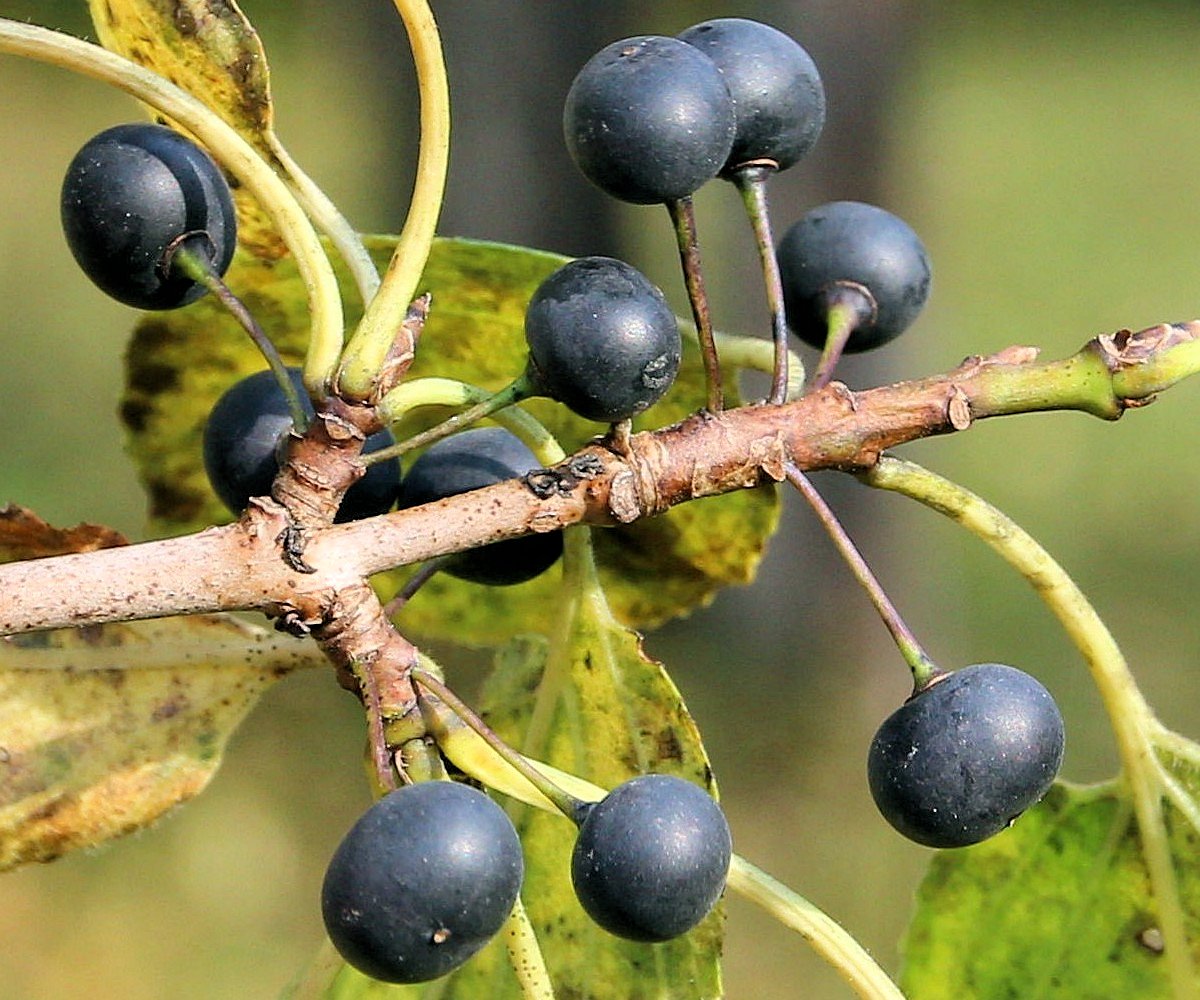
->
left=667, top=196, right=724, bottom=412
left=0, top=19, right=345, bottom=397
left=374, top=373, right=551, bottom=465
left=809, top=288, right=874, bottom=392
left=270, top=138, right=381, bottom=305
left=415, top=669, right=587, bottom=822
left=172, top=246, right=308, bottom=429
left=862, top=456, right=1195, bottom=998
left=706, top=327, right=805, bottom=400
left=732, top=165, right=791, bottom=403
left=338, top=0, right=449, bottom=399
left=726, top=856, right=904, bottom=1000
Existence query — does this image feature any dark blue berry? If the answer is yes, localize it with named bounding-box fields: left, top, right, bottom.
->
left=777, top=200, right=931, bottom=353
left=399, top=427, right=562, bottom=586
left=202, top=368, right=400, bottom=522
left=678, top=18, right=826, bottom=173
left=867, top=663, right=1065, bottom=848
left=564, top=35, right=735, bottom=204
left=61, top=123, right=237, bottom=310
left=524, top=256, right=680, bottom=423
left=571, top=774, right=731, bottom=942
left=321, top=781, right=524, bottom=984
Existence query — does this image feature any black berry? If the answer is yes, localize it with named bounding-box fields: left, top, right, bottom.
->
left=563, top=35, right=735, bottom=204
left=399, top=426, right=562, bottom=585
left=867, top=663, right=1066, bottom=849
left=777, top=200, right=931, bottom=353
left=678, top=18, right=826, bottom=174
left=524, top=256, right=680, bottom=423
left=61, top=122, right=237, bottom=310
left=202, top=368, right=400, bottom=522
left=571, top=774, right=731, bottom=942
left=321, top=781, right=524, bottom=984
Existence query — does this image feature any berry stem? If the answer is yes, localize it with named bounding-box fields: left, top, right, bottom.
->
left=862, top=456, right=1194, bottom=997
left=369, top=373, right=544, bottom=465
left=382, top=556, right=447, bottom=617
left=784, top=460, right=941, bottom=690
left=337, top=0, right=449, bottom=400
left=172, top=245, right=309, bottom=430
left=809, top=287, right=876, bottom=391
left=666, top=195, right=724, bottom=412
left=0, top=19, right=345, bottom=396
left=269, top=139, right=381, bottom=305
left=413, top=668, right=588, bottom=822
left=732, top=164, right=792, bottom=403
left=726, top=856, right=904, bottom=1000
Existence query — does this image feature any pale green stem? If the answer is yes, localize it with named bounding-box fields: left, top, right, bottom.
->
left=270, top=138, right=380, bottom=304
left=731, top=165, right=791, bottom=403
left=503, top=896, right=557, bottom=1000
left=378, top=376, right=565, bottom=467
left=0, top=19, right=344, bottom=397
left=863, top=456, right=1196, bottom=999
left=809, top=290, right=873, bottom=392
left=338, top=0, right=449, bottom=398
left=518, top=525, right=596, bottom=766
left=726, top=856, right=904, bottom=1000
left=706, top=326, right=806, bottom=400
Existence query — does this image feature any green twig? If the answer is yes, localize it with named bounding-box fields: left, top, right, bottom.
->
left=376, top=374, right=563, bottom=466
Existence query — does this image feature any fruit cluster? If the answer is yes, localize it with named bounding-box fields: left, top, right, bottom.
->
left=54, top=12, right=1066, bottom=989
left=320, top=773, right=731, bottom=983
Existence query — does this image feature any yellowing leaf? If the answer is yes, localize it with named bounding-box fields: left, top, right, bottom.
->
left=88, top=0, right=286, bottom=257
left=0, top=507, right=322, bottom=870
left=122, top=236, right=779, bottom=633
left=900, top=771, right=1200, bottom=998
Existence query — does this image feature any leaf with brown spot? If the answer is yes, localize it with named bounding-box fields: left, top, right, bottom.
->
left=88, top=0, right=287, bottom=258
left=0, top=509, right=324, bottom=870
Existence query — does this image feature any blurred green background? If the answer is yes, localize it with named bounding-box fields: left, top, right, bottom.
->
left=2, top=1, right=1200, bottom=997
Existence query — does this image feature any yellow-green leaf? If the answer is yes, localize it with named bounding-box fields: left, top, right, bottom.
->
left=88, top=0, right=286, bottom=258
left=900, top=769, right=1200, bottom=998
left=122, top=236, right=779, bottom=634
left=0, top=506, right=321, bottom=870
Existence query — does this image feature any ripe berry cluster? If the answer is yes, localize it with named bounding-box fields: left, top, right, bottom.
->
left=54, top=12, right=1067, bottom=990
left=320, top=773, right=731, bottom=983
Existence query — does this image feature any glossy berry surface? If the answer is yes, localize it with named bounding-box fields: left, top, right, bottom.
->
left=399, top=427, right=562, bottom=585
left=564, top=35, right=735, bottom=204
left=777, top=200, right=931, bottom=353
left=571, top=774, right=732, bottom=942
left=61, top=122, right=237, bottom=310
left=203, top=368, right=400, bottom=522
left=321, top=781, right=524, bottom=984
left=678, top=18, right=826, bottom=174
left=867, top=663, right=1065, bottom=849
left=524, top=256, right=680, bottom=423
